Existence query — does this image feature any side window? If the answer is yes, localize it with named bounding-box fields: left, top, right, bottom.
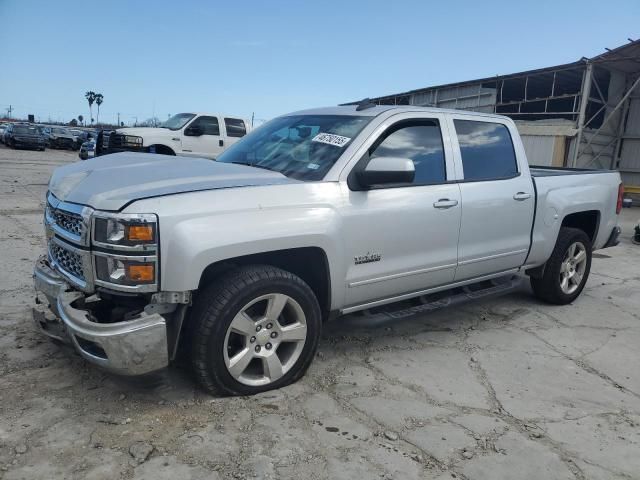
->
left=454, top=120, right=517, bottom=181
left=190, top=116, right=220, bottom=136
left=369, top=119, right=446, bottom=185
left=224, top=118, right=247, bottom=138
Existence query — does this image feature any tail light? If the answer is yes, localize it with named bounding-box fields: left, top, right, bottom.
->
left=616, top=183, right=624, bottom=214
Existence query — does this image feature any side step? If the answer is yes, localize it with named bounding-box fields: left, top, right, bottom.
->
left=357, top=275, right=522, bottom=321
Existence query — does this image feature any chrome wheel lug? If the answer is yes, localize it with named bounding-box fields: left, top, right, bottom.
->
left=250, top=336, right=256, bottom=343
left=270, top=331, right=277, bottom=338
left=265, top=343, right=272, bottom=350
left=255, top=345, right=261, bottom=353
left=266, top=322, right=273, bottom=329
left=256, top=325, right=262, bottom=332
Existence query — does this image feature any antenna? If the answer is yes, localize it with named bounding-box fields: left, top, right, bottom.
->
left=355, top=98, right=376, bottom=111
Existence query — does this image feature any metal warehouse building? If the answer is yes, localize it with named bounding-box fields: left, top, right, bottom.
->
left=348, top=39, right=640, bottom=193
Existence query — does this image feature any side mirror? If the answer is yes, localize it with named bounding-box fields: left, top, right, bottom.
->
left=185, top=125, right=203, bottom=136
left=356, top=156, right=415, bottom=189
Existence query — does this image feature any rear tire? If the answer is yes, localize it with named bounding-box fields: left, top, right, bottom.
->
left=530, top=227, right=592, bottom=305
left=190, top=265, right=322, bottom=396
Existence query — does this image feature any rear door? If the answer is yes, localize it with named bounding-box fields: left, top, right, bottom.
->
left=181, top=115, right=224, bottom=159
left=449, top=115, right=535, bottom=281
left=223, top=118, right=248, bottom=150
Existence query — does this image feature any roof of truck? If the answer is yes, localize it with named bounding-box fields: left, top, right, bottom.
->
left=288, top=105, right=511, bottom=121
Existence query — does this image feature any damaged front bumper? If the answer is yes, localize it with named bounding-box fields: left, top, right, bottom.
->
left=33, top=256, right=169, bottom=375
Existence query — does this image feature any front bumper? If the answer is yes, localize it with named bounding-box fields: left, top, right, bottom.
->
left=14, top=140, right=44, bottom=148
left=33, top=256, right=169, bottom=375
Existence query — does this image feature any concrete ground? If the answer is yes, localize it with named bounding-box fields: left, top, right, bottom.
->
left=0, top=144, right=639, bottom=480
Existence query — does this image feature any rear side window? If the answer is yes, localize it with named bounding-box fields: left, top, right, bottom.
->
left=224, top=118, right=247, bottom=138
left=190, top=116, right=220, bottom=135
left=369, top=119, right=446, bottom=185
left=454, top=120, right=517, bottom=181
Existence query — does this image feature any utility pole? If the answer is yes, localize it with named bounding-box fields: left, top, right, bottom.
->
left=6, top=105, right=12, bottom=118
left=117, top=112, right=120, bottom=126
left=251, top=112, right=255, bottom=127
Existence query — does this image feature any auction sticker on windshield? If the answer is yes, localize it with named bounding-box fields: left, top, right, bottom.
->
left=311, top=133, right=351, bottom=147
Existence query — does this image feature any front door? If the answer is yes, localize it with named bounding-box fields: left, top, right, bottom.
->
left=181, top=115, right=224, bottom=159
left=341, top=115, right=462, bottom=308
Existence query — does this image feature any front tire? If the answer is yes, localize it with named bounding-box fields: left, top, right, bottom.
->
left=190, top=265, right=322, bottom=396
left=530, top=227, right=592, bottom=305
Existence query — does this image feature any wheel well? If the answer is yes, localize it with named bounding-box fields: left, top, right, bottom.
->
left=198, top=247, right=332, bottom=319
left=561, top=210, right=600, bottom=242
left=150, top=144, right=175, bottom=155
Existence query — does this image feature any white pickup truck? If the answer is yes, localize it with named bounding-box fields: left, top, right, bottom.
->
left=33, top=104, right=624, bottom=396
left=100, top=112, right=251, bottom=159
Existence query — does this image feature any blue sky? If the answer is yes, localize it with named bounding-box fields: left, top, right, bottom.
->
left=1, top=0, right=639, bottom=125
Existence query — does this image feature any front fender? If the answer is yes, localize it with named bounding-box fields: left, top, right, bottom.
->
left=159, top=205, right=346, bottom=310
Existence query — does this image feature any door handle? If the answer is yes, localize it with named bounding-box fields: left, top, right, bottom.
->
left=433, top=198, right=459, bottom=209
left=219, top=139, right=224, bottom=147
left=513, top=192, right=532, bottom=201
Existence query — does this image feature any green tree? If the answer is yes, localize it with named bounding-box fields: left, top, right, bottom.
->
left=85, top=91, right=96, bottom=124
left=95, top=93, right=104, bottom=125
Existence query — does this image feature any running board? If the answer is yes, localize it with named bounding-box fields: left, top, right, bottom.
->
left=355, top=275, right=522, bottom=322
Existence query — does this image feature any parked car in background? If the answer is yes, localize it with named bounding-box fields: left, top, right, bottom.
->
left=38, top=126, right=51, bottom=147
left=99, top=112, right=251, bottom=159
left=0, top=124, right=8, bottom=143
left=4, top=123, right=46, bottom=150
left=48, top=127, right=76, bottom=150
left=69, top=129, right=89, bottom=150
left=33, top=105, right=623, bottom=396
left=78, top=131, right=100, bottom=160
left=79, top=140, right=96, bottom=160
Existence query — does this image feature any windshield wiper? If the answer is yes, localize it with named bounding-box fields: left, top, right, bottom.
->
left=230, top=161, right=277, bottom=173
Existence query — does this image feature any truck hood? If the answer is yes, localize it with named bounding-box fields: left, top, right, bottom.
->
left=48, top=152, right=297, bottom=211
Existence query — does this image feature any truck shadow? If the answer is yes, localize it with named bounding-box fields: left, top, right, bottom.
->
left=99, top=282, right=540, bottom=399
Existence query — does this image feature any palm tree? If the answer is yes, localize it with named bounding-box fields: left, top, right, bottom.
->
left=95, top=93, right=104, bottom=125
left=78, top=115, right=84, bottom=126
left=85, top=91, right=96, bottom=124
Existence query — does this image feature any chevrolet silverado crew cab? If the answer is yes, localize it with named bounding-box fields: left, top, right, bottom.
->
left=100, top=112, right=251, bottom=158
left=33, top=104, right=624, bottom=396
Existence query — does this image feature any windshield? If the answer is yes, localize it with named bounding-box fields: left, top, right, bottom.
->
left=14, top=126, right=39, bottom=135
left=217, top=115, right=371, bottom=181
left=162, top=113, right=196, bottom=130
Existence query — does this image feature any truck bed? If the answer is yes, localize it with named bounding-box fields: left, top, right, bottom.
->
left=530, top=165, right=613, bottom=177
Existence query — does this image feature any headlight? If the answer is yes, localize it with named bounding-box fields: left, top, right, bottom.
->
left=94, top=255, right=156, bottom=287
left=93, top=213, right=157, bottom=248
left=123, top=135, right=143, bottom=146
left=92, top=212, right=159, bottom=292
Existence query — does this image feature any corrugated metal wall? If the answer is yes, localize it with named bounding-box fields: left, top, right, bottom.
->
left=619, top=96, right=640, bottom=186
left=520, top=135, right=556, bottom=166
left=410, top=83, right=496, bottom=113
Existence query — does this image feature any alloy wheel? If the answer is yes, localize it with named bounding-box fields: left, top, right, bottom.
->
left=223, top=293, right=308, bottom=386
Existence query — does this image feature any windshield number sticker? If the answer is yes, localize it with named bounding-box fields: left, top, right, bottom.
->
left=312, top=133, right=351, bottom=148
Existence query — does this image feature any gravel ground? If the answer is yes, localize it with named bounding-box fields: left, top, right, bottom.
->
left=1, top=144, right=639, bottom=480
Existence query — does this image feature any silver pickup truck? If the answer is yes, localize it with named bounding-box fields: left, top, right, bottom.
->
left=33, top=104, right=623, bottom=396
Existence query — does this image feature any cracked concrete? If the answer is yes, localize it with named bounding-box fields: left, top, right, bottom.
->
left=0, top=145, right=639, bottom=479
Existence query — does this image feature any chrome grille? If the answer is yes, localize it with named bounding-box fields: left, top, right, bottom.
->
left=52, top=208, right=83, bottom=237
left=46, top=194, right=89, bottom=244
left=49, top=241, right=85, bottom=281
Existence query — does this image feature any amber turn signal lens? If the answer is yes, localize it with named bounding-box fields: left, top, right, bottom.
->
left=126, top=264, right=155, bottom=282
left=127, top=224, right=154, bottom=242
